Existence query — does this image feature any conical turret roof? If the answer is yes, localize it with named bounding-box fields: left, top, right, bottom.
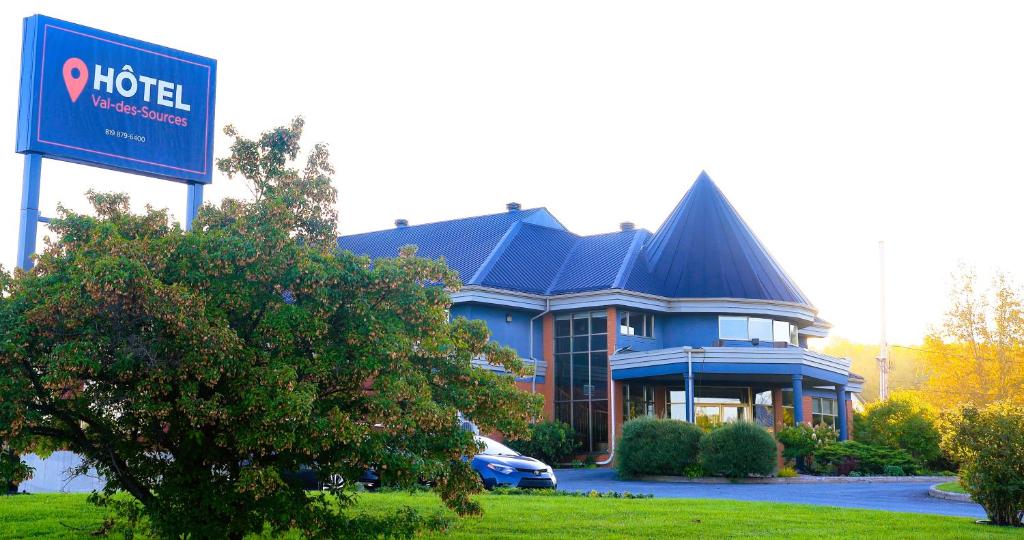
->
left=631, top=172, right=811, bottom=305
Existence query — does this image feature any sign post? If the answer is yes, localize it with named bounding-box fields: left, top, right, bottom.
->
left=16, top=154, right=42, bottom=270
left=15, top=14, right=217, bottom=269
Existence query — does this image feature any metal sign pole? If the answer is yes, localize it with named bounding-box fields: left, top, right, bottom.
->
left=16, top=154, right=204, bottom=268
left=16, top=153, right=42, bottom=270
left=185, top=183, right=203, bottom=231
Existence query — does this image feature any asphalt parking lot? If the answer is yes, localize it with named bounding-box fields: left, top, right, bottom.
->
left=555, top=468, right=986, bottom=519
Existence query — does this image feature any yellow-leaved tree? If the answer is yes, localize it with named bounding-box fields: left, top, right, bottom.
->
left=922, top=267, right=1024, bottom=408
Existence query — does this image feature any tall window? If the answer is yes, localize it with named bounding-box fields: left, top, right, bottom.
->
left=754, top=390, right=775, bottom=431
left=619, top=311, right=654, bottom=338
left=781, top=389, right=795, bottom=426
left=666, top=388, right=687, bottom=420
left=555, top=311, right=608, bottom=453
left=812, top=397, right=838, bottom=428
left=623, top=383, right=655, bottom=421
left=718, top=316, right=799, bottom=345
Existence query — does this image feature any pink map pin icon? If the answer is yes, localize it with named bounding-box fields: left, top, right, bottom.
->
left=62, top=57, right=88, bottom=103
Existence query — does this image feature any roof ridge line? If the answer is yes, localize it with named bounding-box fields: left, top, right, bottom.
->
left=544, top=236, right=586, bottom=295
left=612, top=231, right=647, bottom=289
left=337, top=207, right=541, bottom=239
left=466, top=221, right=523, bottom=286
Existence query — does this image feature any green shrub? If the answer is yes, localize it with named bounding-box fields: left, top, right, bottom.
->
left=814, top=441, right=920, bottom=475
left=506, top=421, right=580, bottom=465
left=616, top=417, right=704, bottom=478
left=883, top=465, right=906, bottom=477
left=857, top=391, right=947, bottom=470
left=681, top=464, right=705, bottom=479
left=699, top=422, right=777, bottom=478
left=777, top=466, right=799, bottom=478
left=776, top=424, right=836, bottom=471
left=939, top=401, right=1024, bottom=526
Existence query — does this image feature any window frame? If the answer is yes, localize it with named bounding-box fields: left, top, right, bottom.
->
left=718, top=316, right=748, bottom=340
left=811, top=396, right=838, bottom=428
left=554, top=310, right=610, bottom=454
left=619, top=310, right=655, bottom=339
left=718, top=316, right=799, bottom=346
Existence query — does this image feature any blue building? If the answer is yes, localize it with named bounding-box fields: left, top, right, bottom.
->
left=339, top=172, right=863, bottom=456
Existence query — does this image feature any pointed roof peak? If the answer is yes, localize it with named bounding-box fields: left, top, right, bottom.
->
left=636, top=172, right=812, bottom=306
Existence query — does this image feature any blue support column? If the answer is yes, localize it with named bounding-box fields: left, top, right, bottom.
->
left=837, top=384, right=849, bottom=440
left=17, top=154, right=42, bottom=270
left=791, top=374, right=804, bottom=425
left=186, top=183, right=204, bottom=231
left=685, top=373, right=695, bottom=423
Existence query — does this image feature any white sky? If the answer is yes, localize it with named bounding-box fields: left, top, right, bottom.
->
left=2, top=1, right=1022, bottom=345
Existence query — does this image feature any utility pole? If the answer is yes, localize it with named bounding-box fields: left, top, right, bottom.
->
left=877, top=240, right=890, bottom=400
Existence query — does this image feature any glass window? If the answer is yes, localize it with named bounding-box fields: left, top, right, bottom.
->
left=572, top=353, right=589, bottom=399
left=694, top=386, right=749, bottom=404
left=781, top=389, right=795, bottom=426
left=695, top=406, right=721, bottom=430
left=667, top=388, right=686, bottom=420
left=773, top=320, right=790, bottom=343
left=812, top=397, right=838, bottom=428
left=692, top=387, right=752, bottom=429
left=619, top=311, right=653, bottom=338
left=719, top=316, right=748, bottom=340
left=623, top=383, right=655, bottom=421
left=476, top=436, right=519, bottom=456
left=754, top=390, right=775, bottom=430
left=554, top=317, right=571, bottom=337
left=554, top=311, right=610, bottom=453
left=748, top=318, right=773, bottom=341
left=720, top=316, right=803, bottom=346
left=554, top=353, right=571, bottom=400
left=572, top=313, right=589, bottom=336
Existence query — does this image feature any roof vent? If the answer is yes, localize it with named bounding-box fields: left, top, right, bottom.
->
left=506, top=202, right=521, bottom=212
left=620, top=221, right=635, bottom=231
left=394, top=219, right=409, bottom=228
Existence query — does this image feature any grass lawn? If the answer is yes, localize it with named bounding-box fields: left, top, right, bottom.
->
left=2, top=491, right=1019, bottom=539
left=935, top=480, right=968, bottom=494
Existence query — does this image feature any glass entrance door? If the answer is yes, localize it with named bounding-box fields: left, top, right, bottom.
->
left=693, top=386, right=751, bottom=430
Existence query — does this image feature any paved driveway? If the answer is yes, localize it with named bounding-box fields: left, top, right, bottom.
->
left=555, top=468, right=986, bottom=519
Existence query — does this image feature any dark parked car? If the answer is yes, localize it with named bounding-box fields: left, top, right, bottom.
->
left=471, top=435, right=557, bottom=489
left=288, top=466, right=380, bottom=491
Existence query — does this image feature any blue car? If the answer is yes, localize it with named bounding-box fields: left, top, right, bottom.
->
left=471, top=436, right=557, bottom=489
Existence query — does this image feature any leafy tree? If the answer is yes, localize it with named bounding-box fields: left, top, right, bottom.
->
left=939, top=402, right=1024, bottom=526
left=854, top=391, right=944, bottom=470
left=821, top=337, right=929, bottom=403
left=0, top=118, right=541, bottom=539
left=922, top=267, right=1024, bottom=408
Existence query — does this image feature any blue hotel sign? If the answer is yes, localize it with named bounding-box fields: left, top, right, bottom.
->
left=16, top=15, right=217, bottom=183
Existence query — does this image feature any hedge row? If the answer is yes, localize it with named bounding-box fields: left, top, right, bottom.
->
left=616, top=418, right=777, bottom=479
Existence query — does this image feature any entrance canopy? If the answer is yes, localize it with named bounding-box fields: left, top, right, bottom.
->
left=611, top=346, right=854, bottom=388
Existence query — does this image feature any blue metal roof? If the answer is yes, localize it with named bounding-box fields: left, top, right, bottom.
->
left=337, top=208, right=564, bottom=282
left=547, top=231, right=641, bottom=294
left=633, top=172, right=810, bottom=304
left=478, top=223, right=578, bottom=294
left=337, top=172, right=812, bottom=307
